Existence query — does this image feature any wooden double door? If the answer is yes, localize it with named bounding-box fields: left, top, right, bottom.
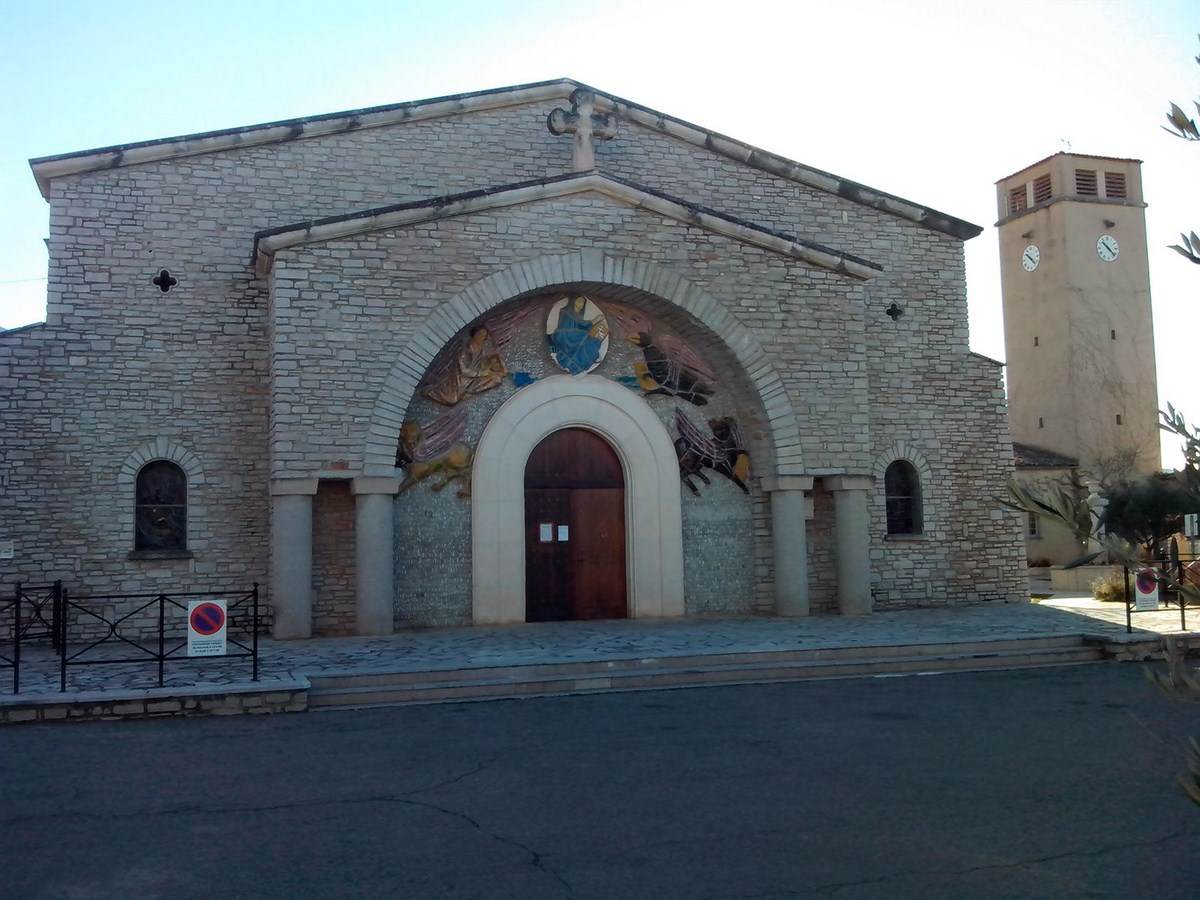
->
left=525, top=428, right=628, bottom=622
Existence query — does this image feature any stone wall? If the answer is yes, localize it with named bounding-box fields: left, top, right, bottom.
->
left=0, top=84, right=1027, bottom=623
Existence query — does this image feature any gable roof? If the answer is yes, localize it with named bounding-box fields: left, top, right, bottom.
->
left=252, top=171, right=883, bottom=280
left=31, top=79, right=981, bottom=241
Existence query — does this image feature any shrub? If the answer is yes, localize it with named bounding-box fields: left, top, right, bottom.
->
left=1091, top=570, right=1128, bottom=603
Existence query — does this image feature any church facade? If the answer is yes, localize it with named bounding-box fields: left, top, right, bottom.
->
left=2, top=80, right=1026, bottom=638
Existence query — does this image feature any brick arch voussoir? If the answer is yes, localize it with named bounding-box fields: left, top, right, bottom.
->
left=363, top=251, right=804, bottom=475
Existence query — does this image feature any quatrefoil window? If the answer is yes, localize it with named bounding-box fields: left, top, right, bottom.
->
left=152, top=269, right=178, bottom=293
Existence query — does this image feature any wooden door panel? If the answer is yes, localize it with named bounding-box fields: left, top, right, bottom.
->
left=525, top=489, right=572, bottom=621
left=524, top=428, right=627, bottom=622
left=571, top=488, right=627, bottom=619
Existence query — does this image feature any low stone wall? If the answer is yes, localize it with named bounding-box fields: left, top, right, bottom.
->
left=1050, top=565, right=1122, bottom=593
left=0, top=680, right=309, bottom=724
left=1096, top=634, right=1200, bottom=663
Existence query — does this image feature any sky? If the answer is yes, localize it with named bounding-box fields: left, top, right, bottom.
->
left=1, top=0, right=1196, bottom=463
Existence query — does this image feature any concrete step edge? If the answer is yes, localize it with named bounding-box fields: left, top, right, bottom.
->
left=307, top=648, right=1106, bottom=707
left=306, top=636, right=1093, bottom=689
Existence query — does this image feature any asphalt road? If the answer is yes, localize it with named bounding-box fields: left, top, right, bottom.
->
left=2, top=664, right=1198, bottom=899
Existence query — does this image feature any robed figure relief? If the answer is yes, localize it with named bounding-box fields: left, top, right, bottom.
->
left=420, top=304, right=539, bottom=406
left=546, top=296, right=610, bottom=374
left=420, top=327, right=507, bottom=406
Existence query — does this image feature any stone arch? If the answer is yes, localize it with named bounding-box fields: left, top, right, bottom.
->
left=116, top=438, right=206, bottom=554
left=872, top=442, right=935, bottom=534
left=117, top=437, right=206, bottom=486
left=363, top=250, right=803, bottom=476
left=471, top=374, right=684, bottom=624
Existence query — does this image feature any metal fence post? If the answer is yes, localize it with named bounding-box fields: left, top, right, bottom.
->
left=13, top=581, right=22, bottom=694
left=52, top=580, right=63, bottom=654
left=1123, top=566, right=1132, bottom=634
left=252, top=583, right=260, bottom=682
left=59, top=588, right=68, bottom=693
left=157, top=594, right=166, bottom=688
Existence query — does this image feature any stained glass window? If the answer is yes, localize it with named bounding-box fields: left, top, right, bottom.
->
left=135, top=461, right=187, bottom=551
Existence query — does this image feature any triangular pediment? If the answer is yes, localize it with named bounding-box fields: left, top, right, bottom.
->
left=253, top=172, right=882, bottom=281
left=31, top=79, right=980, bottom=240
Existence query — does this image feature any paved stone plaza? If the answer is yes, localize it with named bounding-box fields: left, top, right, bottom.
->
left=3, top=588, right=1196, bottom=720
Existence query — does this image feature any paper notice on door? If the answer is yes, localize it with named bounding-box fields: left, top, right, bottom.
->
left=539, top=523, right=553, bottom=542
left=557, top=525, right=569, bottom=542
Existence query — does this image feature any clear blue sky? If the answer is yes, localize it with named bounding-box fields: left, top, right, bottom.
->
left=1, top=0, right=1196, bottom=460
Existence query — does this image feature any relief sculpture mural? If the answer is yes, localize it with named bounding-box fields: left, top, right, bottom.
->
left=627, top=331, right=717, bottom=406
left=419, top=304, right=538, bottom=406
left=396, top=405, right=474, bottom=498
left=545, top=296, right=610, bottom=374
left=399, top=294, right=750, bottom=501
left=673, top=409, right=751, bottom=495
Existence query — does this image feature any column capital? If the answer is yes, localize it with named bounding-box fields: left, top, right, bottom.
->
left=822, top=474, right=874, bottom=492
left=760, top=475, right=814, bottom=492
left=351, top=477, right=402, bottom=496
left=270, top=477, right=319, bottom=496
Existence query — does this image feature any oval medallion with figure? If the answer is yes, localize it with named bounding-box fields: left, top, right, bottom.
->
left=546, top=296, right=610, bottom=374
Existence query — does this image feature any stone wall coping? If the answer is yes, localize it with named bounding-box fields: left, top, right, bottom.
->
left=760, top=476, right=815, bottom=492
left=0, top=675, right=311, bottom=709
left=255, top=171, right=882, bottom=281
left=821, top=474, right=875, bottom=491
left=270, top=478, right=320, bottom=496
left=30, top=78, right=980, bottom=240
left=350, top=477, right=402, bottom=496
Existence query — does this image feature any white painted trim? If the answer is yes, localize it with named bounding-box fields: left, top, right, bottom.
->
left=470, top=374, right=684, bottom=624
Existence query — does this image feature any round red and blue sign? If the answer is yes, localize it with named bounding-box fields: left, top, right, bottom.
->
left=189, top=601, right=226, bottom=636
left=1135, top=570, right=1158, bottom=596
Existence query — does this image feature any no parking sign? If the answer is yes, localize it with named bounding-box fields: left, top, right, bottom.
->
left=188, top=600, right=227, bottom=656
left=1133, top=569, right=1160, bottom=611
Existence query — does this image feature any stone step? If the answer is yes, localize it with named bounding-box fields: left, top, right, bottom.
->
left=307, top=635, right=1094, bottom=687
left=306, top=638, right=1105, bottom=710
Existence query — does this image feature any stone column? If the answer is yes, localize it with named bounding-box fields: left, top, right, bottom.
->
left=352, top=477, right=400, bottom=636
left=763, top=476, right=814, bottom=617
left=270, top=479, right=318, bottom=639
left=824, top=475, right=874, bottom=616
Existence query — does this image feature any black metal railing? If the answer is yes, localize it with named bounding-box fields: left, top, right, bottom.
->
left=1123, top=555, right=1196, bottom=634
left=2, top=582, right=261, bottom=693
left=1, top=581, right=64, bottom=693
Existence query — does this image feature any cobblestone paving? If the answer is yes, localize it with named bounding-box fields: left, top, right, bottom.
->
left=4, top=596, right=1194, bottom=701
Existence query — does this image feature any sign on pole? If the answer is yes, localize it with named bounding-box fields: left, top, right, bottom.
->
left=1185, top=513, right=1200, bottom=540
left=188, top=600, right=227, bottom=656
left=1133, top=569, right=1159, bottom=611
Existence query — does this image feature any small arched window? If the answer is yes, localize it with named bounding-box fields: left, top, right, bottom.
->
left=884, top=460, right=923, bottom=536
left=134, top=460, right=188, bottom=552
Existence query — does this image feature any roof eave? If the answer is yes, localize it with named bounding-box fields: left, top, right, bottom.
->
left=252, top=171, right=884, bottom=281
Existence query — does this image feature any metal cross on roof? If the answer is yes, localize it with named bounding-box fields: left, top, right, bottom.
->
left=547, top=88, right=618, bottom=172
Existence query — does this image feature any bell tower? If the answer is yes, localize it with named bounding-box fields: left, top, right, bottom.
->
left=997, top=153, right=1160, bottom=486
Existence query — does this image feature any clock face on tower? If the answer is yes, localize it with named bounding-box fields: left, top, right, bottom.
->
left=1021, top=245, right=1040, bottom=271
left=1097, top=235, right=1119, bottom=261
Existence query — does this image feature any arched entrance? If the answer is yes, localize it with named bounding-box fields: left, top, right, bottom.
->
left=525, top=428, right=627, bottom=621
left=471, top=374, right=684, bottom=625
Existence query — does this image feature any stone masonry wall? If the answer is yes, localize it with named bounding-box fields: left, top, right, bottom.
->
left=0, top=86, right=1026, bottom=621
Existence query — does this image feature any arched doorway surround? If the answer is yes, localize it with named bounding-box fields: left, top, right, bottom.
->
left=471, top=374, right=683, bottom=625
